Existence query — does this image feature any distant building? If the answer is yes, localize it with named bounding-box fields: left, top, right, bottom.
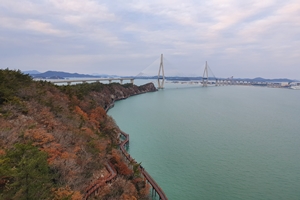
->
left=280, top=82, right=289, bottom=87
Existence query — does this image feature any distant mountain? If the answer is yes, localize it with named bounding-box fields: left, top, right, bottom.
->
left=31, top=71, right=103, bottom=79
left=90, top=73, right=118, bottom=77
left=234, top=77, right=296, bottom=82
left=30, top=71, right=122, bottom=79
left=23, top=70, right=41, bottom=75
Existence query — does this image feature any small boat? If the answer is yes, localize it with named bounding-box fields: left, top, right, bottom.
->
left=290, top=82, right=300, bottom=89
left=290, top=85, right=300, bottom=89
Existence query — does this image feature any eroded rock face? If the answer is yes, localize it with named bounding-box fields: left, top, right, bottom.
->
left=115, top=83, right=156, bottom=98
left=138, top=82, right=157, bottom=93
left=81, top=82, right=157, bottom=111
left=104, top=82, right=157, bottom=109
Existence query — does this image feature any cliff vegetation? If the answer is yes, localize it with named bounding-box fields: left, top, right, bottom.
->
left=0, top=69, right=156, bottom=200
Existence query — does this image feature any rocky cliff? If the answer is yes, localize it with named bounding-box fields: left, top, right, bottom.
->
left=0, top=69, right=156, bottom=200
left=61, top=82, right=157, bottom=112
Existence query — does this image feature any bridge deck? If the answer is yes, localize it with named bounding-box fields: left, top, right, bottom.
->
left=35, top=78, right=134, bottom=84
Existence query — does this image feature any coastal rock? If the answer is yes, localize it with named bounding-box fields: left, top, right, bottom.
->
left=103, top=82, right=157, bottom=109
left=76, top=82, right=157, bottom=112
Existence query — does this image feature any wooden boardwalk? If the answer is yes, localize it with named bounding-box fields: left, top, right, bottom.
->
left=83, top=162, right=117, bottom=200
left=119, top=131, right=168, bottom=200
left=84, top=103, right=168, bottom=200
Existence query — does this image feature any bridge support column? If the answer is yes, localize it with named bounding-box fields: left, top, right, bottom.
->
left=109, top=80, right=112, bottom=84
left=202, top=61, right=208, bottom=87
left=120, top=79, right=123, bottom=84
left=130, top=79, right=134, bottom=84
left=157, top=54, right=165, bottom=89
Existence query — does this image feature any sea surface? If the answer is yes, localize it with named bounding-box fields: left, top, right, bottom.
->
left=108, top=81, right=300, bottom=200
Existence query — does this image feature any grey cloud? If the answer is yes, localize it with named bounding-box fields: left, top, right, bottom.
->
left=0, top=0, right=299, bottom=79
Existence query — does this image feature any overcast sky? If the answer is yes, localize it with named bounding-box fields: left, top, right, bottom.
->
left=0, top=0, right=299, bottom=79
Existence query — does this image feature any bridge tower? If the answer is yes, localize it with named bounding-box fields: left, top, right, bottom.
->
left=202, top=61, right=208, bottom=87
left=157, top=54, right=165, bottom=89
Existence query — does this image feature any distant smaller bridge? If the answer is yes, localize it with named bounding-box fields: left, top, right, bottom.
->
left=44, top=78, right=134, bottom=85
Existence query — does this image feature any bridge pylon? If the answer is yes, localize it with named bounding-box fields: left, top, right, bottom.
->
left=157, top=54, right=165, bottom=89
left=202, top=61, right=208, bottom=87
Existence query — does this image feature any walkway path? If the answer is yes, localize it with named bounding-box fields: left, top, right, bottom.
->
left=119, top=131, right=168, bottom=200
left=84, top=101, right=168, bottom=200
left=83, top=162, right=117, bottom=200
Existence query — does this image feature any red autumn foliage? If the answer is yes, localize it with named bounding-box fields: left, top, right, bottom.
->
left=111, top=150, right=133, bottom=176
left=74, top=106, right=88, bottom=121
left=0, top=149, right=5, bottom=156
left=24, top=128, right=55, bottom=146
left=89, top=106, right=106, bottom=128
left=52, top=186, right=82, bottom=200
left=0, top=70, right=155, bottom=199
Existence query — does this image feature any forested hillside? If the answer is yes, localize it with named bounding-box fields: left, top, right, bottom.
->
left=0, top=69, right=155, bottom=200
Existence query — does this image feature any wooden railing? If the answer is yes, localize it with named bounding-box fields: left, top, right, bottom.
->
left=83, top=131, right=168, bottom=200
left=119, top=131, right=168, bottom=200
left=83, top=102, right=167, bottom=200
left=83, top=162, right=117, bottom=200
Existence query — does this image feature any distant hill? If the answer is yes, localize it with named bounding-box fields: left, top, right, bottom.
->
left=30, top=71, right=121, bottom=79
left=31, top=71, right=99, bottom=78
left=23, top=70, right=41, bottom=75
left=234, top=77, right=297, bottom=82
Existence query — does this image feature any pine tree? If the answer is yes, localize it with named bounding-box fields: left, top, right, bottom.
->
left=0, top=144, right=54, bottom=199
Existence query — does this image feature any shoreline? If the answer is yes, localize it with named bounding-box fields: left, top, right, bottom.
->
left=105, top=84, right=157, bottom=112
left=105, top=83, right=168, bottom=200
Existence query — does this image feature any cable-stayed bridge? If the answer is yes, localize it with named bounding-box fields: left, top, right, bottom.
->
left=135, top=54, right=241, bottom=89
left=46, top=54, right=255, bottom=88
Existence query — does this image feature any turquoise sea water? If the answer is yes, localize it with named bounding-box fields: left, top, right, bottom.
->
left=108, top=83, right=300, bottom=200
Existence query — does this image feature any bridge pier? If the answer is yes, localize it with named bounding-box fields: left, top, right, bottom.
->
left=109, top=80, right=112, bottom=84
left=120, top=79, right=123, bottom=84
left=130, top=79, right=134, bottom=84
left=202, top=61, right=208, bottom=87
left=157, top=54, right=165, bottom=89
left=152, top=187, right=157, bottom=198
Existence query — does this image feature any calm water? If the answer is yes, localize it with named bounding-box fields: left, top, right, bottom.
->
left=108, top=83, right=300, bottom=200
